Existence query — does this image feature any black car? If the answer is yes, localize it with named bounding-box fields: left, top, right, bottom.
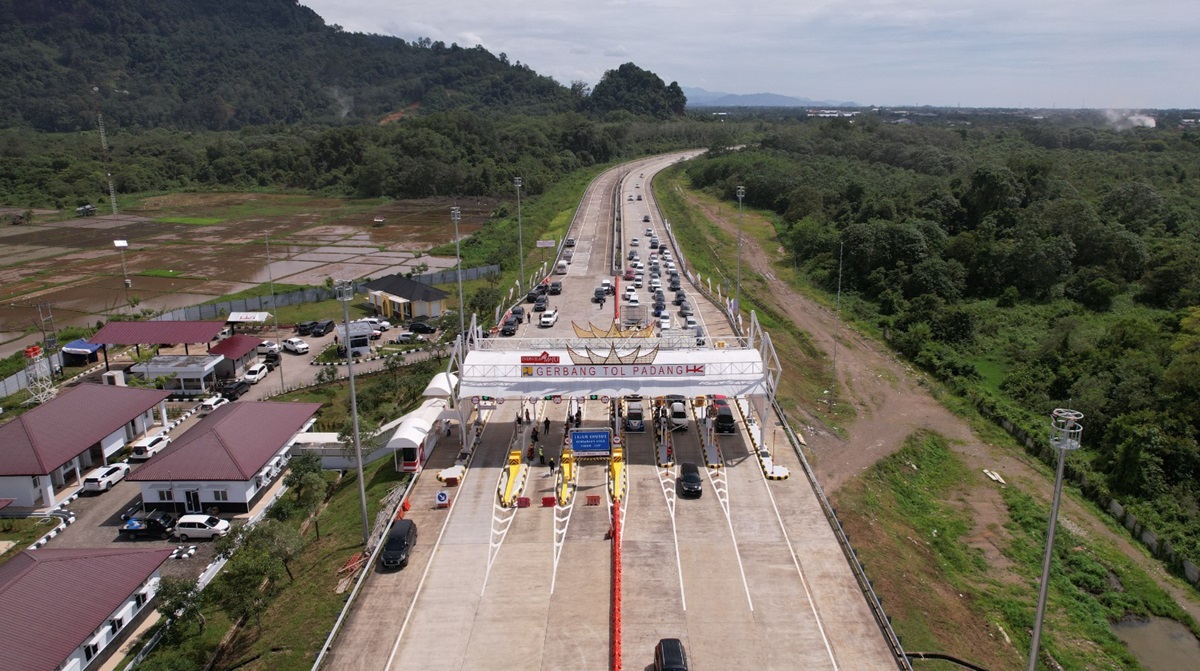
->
left=500, top=317, right=519, bottom=336
left=674, top=290, right=687, bottom=305
left=526, top=290, right=540, bottom=303
left=511, top=306, right=526, bottom=321
left=408, top=321, right=437, bottom=334
left=654, top=638, right=690, bottom=671
left=311, top=319, right=336, bottom=337
left=380, top=519, right=418, bottom=569
left=121, top=511, right=177, bottom=540
left=668, top=280, right=682, bottom=292
left=714, top=406, right=737, bottom=434
left=221, top=379, right=251, bottom=400
left=533, top=295, right=549, bottom=312
left=654, top=290, right=666, bottom=302
left=593, top=287, right=606, bottom=303
left=650, top=239, right=660, bottom=249
left=678, top=302, right=694, bottom=317
left=678, top=462, right=703, bottom=498
left=549, top=281, right=562, bottom=295
left=262, top=351, right=281, bottom=371
left=295, top=321, right=317, bottom=336
left=642, top=214, right=651, bottom=222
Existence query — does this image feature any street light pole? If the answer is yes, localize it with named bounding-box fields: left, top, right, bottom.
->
left=515, top=177, right=524, bottom=293
left=735, top=186, right=745, bottom=315
left=451, top=207, right=466, bottom=339
left=1026, top=408, right=1084, bottom=671
left=114, top=239, right=131, bottom=309
left=336, top=280, right=370, bottom=548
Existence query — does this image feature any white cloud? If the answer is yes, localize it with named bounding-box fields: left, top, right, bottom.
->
left=299, top=0, right=1200, bottom=107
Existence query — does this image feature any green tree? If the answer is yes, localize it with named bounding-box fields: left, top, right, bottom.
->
left=295, top=471, right=332, bottom=539
left=156, top=577, right=206, bottom=642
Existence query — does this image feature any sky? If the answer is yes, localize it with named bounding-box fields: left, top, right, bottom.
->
left=299, top=0, right=1200, bottom=109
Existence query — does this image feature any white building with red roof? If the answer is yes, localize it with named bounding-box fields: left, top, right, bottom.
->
left=128, top=401, right=321, bottom=514
left=0, top=547, right=172, bottom=671
left=0, top=384, right=171, bottom=508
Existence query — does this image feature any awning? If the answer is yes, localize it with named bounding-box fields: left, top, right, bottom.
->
left=226, top=312, right=272, bottom=323
left=422, top=372, right=458, bottom=398
left=61, top=339, right=102, bottom=355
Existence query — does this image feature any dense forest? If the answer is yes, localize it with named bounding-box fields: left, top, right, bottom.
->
left=685, top=116, right=1200, bottom=556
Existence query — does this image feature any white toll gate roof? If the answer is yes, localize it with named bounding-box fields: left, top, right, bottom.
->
left=423, top=372, right=458, bottom=398
left=459, top=347, right=768, bottom=399
left=386, top=398, right=447, bottom=449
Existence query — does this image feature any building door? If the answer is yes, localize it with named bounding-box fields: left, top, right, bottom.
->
left=185, top=489, right=201, bottom=513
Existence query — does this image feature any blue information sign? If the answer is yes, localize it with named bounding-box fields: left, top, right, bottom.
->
left=570, top=429, right=612, bottom=454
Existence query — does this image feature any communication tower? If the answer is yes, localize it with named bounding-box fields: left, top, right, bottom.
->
left=92, top=86, right=119, bottom=216
left=24, top=345, right=57, bottom=404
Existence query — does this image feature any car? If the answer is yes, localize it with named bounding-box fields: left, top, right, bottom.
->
left=539, top=310, right=559, bottom=327
left=623, top=286, right=636, bottom=301
left=625, top=396, right=646, bottom=432
left=684, top=315, right=698, bottom=330
left=564, top=238, right=576, bottom=247
left=631, top=237, right=640, bottom=247
left=121, top=511, right=177, bottom=540
left=262, top=351, right=281, bottom=370
left=295, top=321, right=318, bottom=336
left=654, top=289, right=666, bottom=301
left=394, top=331, right=425, bottom=344
left=628, top=293, right=640, bottom=306
left=533, top=295, right=549, bottom=312
left=658, top=315, right=671, bottom=329
left=627, top=250, right=639, bottom=261
left=380, top=519, right=418, bottom=569
left=667, top=394, right=689, bottom=431
left=654, top=638, right=690, bottom=671
left=244, top=363, right=269, bottom=384
left=360, top=317, right=391, bottom=331
left=633, top=261, right=645, bottom=271
left=677, top=463, right=703, bottom=498
left=221, top=378, right=252, bottom=400
left=711, top=394, right=730, bottom=409
left=310, top=319, right=336, bottom=337
left=601, top=280, right=614, bottom=295
left=526, top=289, right=540, bottom=303
left=408, top=321, right=437, bottom=334
left=642, top=215, right=651, bottom=223
left=369, top=329, right=383, bottom=340
left=635, top=183, right=640, bottom=188
left=174, top=514, right=231, bottom=541
left=650, top=238, right=660, bottom=249
left=257, top=340, right=281, bottom=355
left=82, top=464, right=131, bottom=492
left=198, top=395, right=230, bottom=415
left=633, top=276, right=643, bottom=288
left=645, top=227, right=653, bottom=236
left=669, top=279, right=682, bottom=292
left=628, top=194, right=634, bottom=201
left=500, top=317, right=520, bottom=336
left=637, top=194, right=643, bottom=201
left=649, top=277, right=662, bottom=290
left=282, top=337, right=309, bottom=354
left=549, top=281, right=563, bottom=295
left=510, top=305, right=525, bottom=321
left=678, top=302, right=694, bottom=317
left=593, top=287, right=606, bottom=303
left=129, top=434, right=171, bottom=461
left=624, top=268, right=636, bottom=281
left=714, top=406, right=737, bottom=434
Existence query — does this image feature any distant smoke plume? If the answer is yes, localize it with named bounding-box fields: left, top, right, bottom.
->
left=328, top=87, right=354, bottom=119
left=1102, top=109, right=1156, bottom=130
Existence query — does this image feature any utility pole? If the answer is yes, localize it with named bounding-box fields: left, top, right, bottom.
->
left=515, top=177, right=525, bottom=293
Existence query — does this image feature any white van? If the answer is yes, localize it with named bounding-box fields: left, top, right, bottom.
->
left=667, top=395, right=689, bottom=431
left=556, top=260, right=568, bottom=275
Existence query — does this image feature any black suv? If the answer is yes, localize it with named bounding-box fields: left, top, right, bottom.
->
left=593, top=287, right=606, bottom=303
left=714, top=406, right=737, bottom=434
left=500, top=317, right=520, bottom=336
left=549, top=281, right=562, bottom=295
left=262, top=351, right=281, bottom=371
left=533, top=295, right=549, bottom=312
left=310, top=319, right=336, bottom=336
left=121, top=511, right=177, bottom=540
left=408, top=321, right=437, bottom=334
left=678, top=463, right=703, bottom=498
left=221, top=379, right=251, bottom=400
left=295, top=321, right=317, bottom=336
left=510, top=306, right=525, bottom=322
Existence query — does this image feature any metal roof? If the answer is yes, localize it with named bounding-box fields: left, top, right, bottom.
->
left=363, top=275, right=449, bottom=303
left=0, top=384, right=171, bottom=476
left=128, top=401, right=321, bottom=482
left=209, top=334, right=261, bottom=360
left=91, top=320, right=227, bottom=345
left=0, top=547, right=172, bottom=671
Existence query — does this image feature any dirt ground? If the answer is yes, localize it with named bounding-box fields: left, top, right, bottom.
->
left=682, top=190, right=1200, bottom=632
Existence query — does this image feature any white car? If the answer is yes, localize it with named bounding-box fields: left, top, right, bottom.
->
left=244, top=363, right=269, bottom=384
left=659, top=315, right=671, bottom=329
left=630, top=237, right=639, bottom=247
left=198, top=396, right=229, bottom=415
left=82, top=464, right=131, bottom=492
left=539, top=310, right=559, bottom=327
left=628, top=293, right=641, bottom=306
left=174, top=514, right=231, bottom=541
left=282, top=338, right=309, bottom=354
left=645, top=227, right=653, bottom=236
left=685, top=315, right=698, bottom=330
left=623, top=287, right=636, bottom=301
left=130, top=434, right=171, bottom=461
left=393, top=331, right=424, bottom=344
left=257, top=340, right=281, bottom=354
left=359, top=317, right=392, bottom=331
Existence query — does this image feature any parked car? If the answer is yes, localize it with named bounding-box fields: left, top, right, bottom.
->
left=221, top=378, right=252, bottom=400
left=360, top=317, right=391, bottom=331
left=262, top=351, right=281, bottom=370
left=500, top=317, right=520, bottom=337
left=549, top=281, right=562, bottom=295
left=121, top=511, right=177, bottom=540
left=380, top=519, right=418, bottom=569
left=654, top=638, right=690, bottom=671
left=677, top=463, right=703, bottom=498
left=408, top=321, right=437, bottom=334
left=393, top=331, right=425, bottom=344
left=539, top=309, right=559, bottom=327
left=198, top=395, right=230, bottom=415
left=601, top=279, right=614, bottom=295
left=310, top=319, right=336, bottom=337
left=82, top=464, right=131, bottom=492
left=526, top=289, right=540, bottom=303
left=533, top=295, right=549, bottom=312
left=658, top=314, right=671, bottom=329
left=129, top=434, right=171, bottom=461
left=174, top=514, right=231, bottom=541
left=282, top=337, right=309, bottom=354
left=295, top=321, right=318, bottom=335
left=257, top=340, right=281, bottom=354
left=244, top=363, right=269, bottom=384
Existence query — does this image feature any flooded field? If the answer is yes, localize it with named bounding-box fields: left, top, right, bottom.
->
left=0, top=193, right=498, bottom=352
left=1113, top=616, right=1200, bottom=671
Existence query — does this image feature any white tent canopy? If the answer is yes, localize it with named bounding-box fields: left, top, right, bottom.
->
left=423, top=372, right=458, bottom=398
left=226, top=312, right=272, bottom=323
left=385, top=398, right=447, bottom=450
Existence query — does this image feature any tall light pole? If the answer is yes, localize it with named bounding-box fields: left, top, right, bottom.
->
left=735, top=186, right=745, bottom=315
left=451, top=207, right=466, bottom=339
left=113, top=239, right=131, bottom=309
left=336, top=280, right=370, bottom=548
left=515, top=177, right=525, bottom=292
left=266, top=234, right=284, bottom=391
left=1026, top=408, right=1084, bottom=671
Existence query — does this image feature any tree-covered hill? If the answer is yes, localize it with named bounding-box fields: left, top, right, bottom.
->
left=0, top=0, right=577, bottom=131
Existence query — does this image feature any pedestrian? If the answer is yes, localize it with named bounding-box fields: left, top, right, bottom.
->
left=526, top=312, right=531, bottom=324
left=543, top=417, right=551, bottom=434
left=538, top=445, right=545, bottom=465
left=524, top=408, right=531, bottom=423
left=532, top=426, right=540, bottom=443
left=548, top=458, right=556, bottom=475
left=575, top=408, right=582, bottom=425
left=527, top=444, right=535, bottom=461
left=516, top=412, right=522, bottom=426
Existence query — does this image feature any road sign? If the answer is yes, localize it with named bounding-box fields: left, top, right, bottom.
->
left=612, top=436, right=622, bottom=445
left=435, top=491, right=449, bottom=506
left=536, top=239, right=557, bottom=248
left=497, top=397, right=505, bottom=404
left=553, top=395, right=562, bottom=404
left=471, top=396, right=480, bottom=405
left=570, top=429, right=612, bottom=455
left=600, top=395, right=610, bottom=403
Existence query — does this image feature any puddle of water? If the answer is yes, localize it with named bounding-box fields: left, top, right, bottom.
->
left=1113, top=616, right=1200, bottom=671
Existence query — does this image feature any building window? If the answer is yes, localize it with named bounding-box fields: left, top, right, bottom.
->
left=213, top=489, right=229, bottom=502
left=135, top=592, right=147, bottom=608
left=84, top=643, right=99, bottom=660
left=158, top=490, right=173, bottom=502
left=110, top=617, right=123, bottom=634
